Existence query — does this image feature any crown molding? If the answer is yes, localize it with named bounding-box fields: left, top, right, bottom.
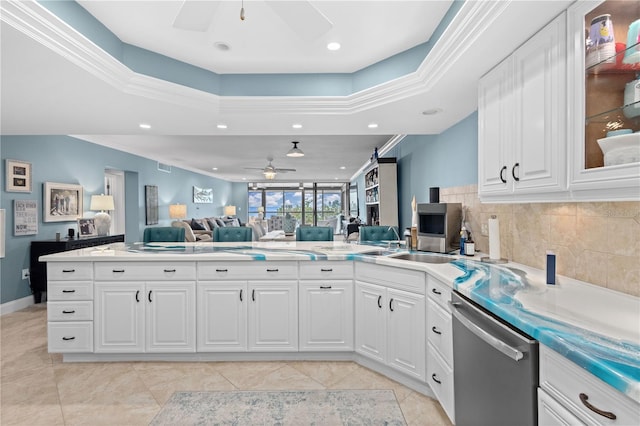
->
left=1, top=0, right=506, bottom=116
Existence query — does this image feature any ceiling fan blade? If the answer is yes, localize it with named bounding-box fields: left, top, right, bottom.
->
left=173, top=1, right=219, bottom=32
left=266, top=1, right=333, bottom=41
left=243, top=167, right=266, bottom=171
left=276, top=168, right=296, bottom=173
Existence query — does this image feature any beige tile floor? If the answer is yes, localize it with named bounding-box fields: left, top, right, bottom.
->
left=1, top=304, right=452, bottom=425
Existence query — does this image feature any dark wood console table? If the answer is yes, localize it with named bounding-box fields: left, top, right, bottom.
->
left=29, top=234, right=125, bottom=303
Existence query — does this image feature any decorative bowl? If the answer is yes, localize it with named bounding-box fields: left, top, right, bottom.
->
left=597, top=132, right=640, bottom=166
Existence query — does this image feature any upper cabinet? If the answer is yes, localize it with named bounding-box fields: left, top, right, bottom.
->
left=479, top=13, right=568, bottom=202
left=568, top=0, right=640, bottom=200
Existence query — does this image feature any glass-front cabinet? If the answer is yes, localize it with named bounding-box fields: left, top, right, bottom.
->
left=569, top=0, right=640, bottom=200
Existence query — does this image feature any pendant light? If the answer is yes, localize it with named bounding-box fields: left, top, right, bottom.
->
left=286, top=141, right=304, bottom=157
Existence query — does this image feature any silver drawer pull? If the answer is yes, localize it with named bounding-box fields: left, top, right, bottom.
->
left=62, top=289, right=76, bottom=293
left=112, top=269, right=125, bottom=273
left=62, top=336, right=75, bottom=341
left=62, top=269, right=75, bottom=273
left=62, top=310, right=76, bottom=314
left=164, top=269, right=176, bottom=273
left=266, top=269, right=279, bottom=272
left=320, top=268, right=333, bottom=272
left=579, top=393, right=616, bottom=420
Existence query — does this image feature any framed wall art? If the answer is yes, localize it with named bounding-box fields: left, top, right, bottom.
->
left=5, top=159, right=32, bottom=193
left=44, top=182, right=83, bottom=222
left=14, top=199, right=38, bottom=236
left=77, top=218, right=97, bottom=237
left=193, top=186, right=213, bottom=203
left=145, top=185, right=158, bottom=225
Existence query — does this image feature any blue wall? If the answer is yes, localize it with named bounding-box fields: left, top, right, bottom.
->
left=357, top=111, right=478, bottom=231
left=1, top=135, right=233, bottom=304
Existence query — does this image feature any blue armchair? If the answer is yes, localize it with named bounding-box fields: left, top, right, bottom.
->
left=359, top=225, right=400, bottom=242
left=143, top=227, right=185, bottom=243
left=214, top=226, right=253, bottom=242
left=296, top=226, right=333, bottom=241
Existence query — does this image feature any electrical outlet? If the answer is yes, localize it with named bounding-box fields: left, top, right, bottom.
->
left=21, top=269, right=30, bottom=280
left=481, top=223, right=489, bottom=236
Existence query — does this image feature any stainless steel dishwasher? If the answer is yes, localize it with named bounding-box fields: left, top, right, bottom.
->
left=450, top=291, right=538, bottom=426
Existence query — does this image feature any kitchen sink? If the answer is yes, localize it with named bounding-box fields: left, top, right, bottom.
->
left=359, top=249, right=397, bottom=256
left=390, top=253, right=454, bottom=264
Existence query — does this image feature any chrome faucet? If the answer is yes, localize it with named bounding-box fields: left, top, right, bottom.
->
left=387, top=226, right=401, bottom=248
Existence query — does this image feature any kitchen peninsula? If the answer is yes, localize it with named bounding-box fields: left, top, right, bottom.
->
left=40, top=240, right=640, bottom=424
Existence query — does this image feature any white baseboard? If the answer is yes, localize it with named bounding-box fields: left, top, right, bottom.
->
left=0, top=295, right=35, bottom=315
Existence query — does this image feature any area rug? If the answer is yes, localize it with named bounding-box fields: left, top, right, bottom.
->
left=150, top=389, right=407, bottom=425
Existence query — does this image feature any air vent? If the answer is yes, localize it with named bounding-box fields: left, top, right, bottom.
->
left=157, top=162, right=172, bottom=173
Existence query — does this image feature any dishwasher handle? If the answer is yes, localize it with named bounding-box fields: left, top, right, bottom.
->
left=449, top=301, right=524, bottom=362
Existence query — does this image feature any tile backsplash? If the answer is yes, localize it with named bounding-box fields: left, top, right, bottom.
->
left=440, top=184, right=640, bottom=297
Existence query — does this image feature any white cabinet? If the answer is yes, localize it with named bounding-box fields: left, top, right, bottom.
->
left=363, top=158, right=398, bottom=226
left=539, top=345, right=640, bottom=425
left=47, top=262, right=94, bottom=353
left=355, top=263, right=425, bottom=380
left=197, top=262, right=298, bottom=352
left=538, top=388, right=585, bottom=426
left=299, top=280, right=353, bottom=351
left=93, top=262, right=196, bottom=353
left=479, top=12, right=568, bottom=202
left=425, top=276, right=455, bottom=424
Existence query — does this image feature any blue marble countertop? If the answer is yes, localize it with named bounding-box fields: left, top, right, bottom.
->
left=450, top=258, right=640, bottom=404
left=40, top=240, right=640, bottom=403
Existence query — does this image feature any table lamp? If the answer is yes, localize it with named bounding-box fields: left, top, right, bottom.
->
left=224, top=205, right=236, bottom=217
left=90, top=194, right=115, bottom=236
left=169, top=204, right=187, bottom=223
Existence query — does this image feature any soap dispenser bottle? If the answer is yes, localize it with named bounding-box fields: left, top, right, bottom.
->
left=459, top=227, right=467, bottom=255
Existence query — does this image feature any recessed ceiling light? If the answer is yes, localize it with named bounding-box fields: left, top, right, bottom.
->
left=242, top=177, right=246, bottom=180
left=214, top=42, right=230, bottom=51
left=292, top=123, right=302, bottom=129
left=327, top=42, right=341, bottom=51
left=340, top=166, right=346, bottom=170
left=217, top=124, right=227, bottom=129
left=212, top=167, right=218, bottom=171
left=422, top=108, right=443, bottom=115
left=368, top=123, right=378, bottom=129
left=139, top=123, right=151, bottom=129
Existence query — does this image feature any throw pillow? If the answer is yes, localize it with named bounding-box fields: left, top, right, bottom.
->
left=190, top=218, right=206, bottom=230
left=215, top=218, right=226, bottom=227
left=206, top=218, right=219, bottom=229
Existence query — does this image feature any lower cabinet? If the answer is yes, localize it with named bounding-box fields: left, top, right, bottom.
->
left=538, top=388, right=585, bottom=425
left=94, top=281, right=196, bottom=353
left=355, top=280, right=426, bottom=380
left=197, top=280, right=298, bottom=352
left=299, top=280, right=353, bottom=351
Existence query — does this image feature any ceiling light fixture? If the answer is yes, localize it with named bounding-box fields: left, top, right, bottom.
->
left=340, top=166, right=346, bottom=170
left=368, top=123, right=378, bottom=129
left=214, top=42, right=230, bottom=51
left=422, top=108, right=443, bottom=115
left=139, top=123, right=151, bottom=129
left=212, top=167, right=218, bottom=171
left=327, top=42, right=341, bottom=51
left=286, top=141, right=304, bottom=157
left=292, top=123, right=302, bottom=129
left=217, top=124, right=227, bottom=129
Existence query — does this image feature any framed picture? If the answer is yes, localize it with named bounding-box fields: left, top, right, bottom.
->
left=77, top=218, right=96, bottom=237
left=193, top=186, right=213, bottom=203
left=5, top=159, right=32, bottom=192
left=145, top=185, right=158, bottom=225
left=44, top=182, right=83, bottom=222
left=14, top=200, right=38, bottom=236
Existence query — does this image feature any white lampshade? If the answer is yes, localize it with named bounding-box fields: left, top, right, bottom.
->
left=286, top=141, right=304, bottom=157
left=90, top=194, right=114, bottom=211
left=224, top=205, right=237, bottom=216
left=169, top=204, right=187, bottom=219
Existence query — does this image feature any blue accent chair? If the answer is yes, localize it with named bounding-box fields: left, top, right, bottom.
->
left=359, top=225, right=399, bottom=242
left=296, top=226, right=333, bottom=241
left=214, top=227, right=253, bottom=242
left=143, top=227, right=185, bottom=243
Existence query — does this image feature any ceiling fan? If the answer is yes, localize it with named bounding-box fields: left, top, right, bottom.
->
left=244, top=157, right=296, bottom=180
left=172, top=0, right=333, bottom=41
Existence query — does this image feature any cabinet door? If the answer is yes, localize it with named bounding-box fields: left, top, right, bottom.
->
left=299, top=280, right=354, bottom=351
left=247, top=281, right=298, bottom=351
left=146, top=282, right=196, bottom=352
left=511, top=12, right=567, bottom=193
left=478, top=57, right=514, bottom=195
left=95, top=282, right=144, bottom=353
left=386, top=288, right=425, bottom=380
left=197, top=281, right=247, bottom=352
left=354, top=281, right=386, bottom=363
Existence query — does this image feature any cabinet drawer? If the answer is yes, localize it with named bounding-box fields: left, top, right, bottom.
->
left=198, top=262, right=298, bottom=280
left=427, top=276, right=452, bottom=309
left=299, top=261, right=353, bottom=279
left=94, top=262, right=196, bottom=281
left=47, top=301, right=93, bottom=321
left=48, top=281, right=93, bottom=301
left=427, top=298, right=453, bottom=363
left=540, top=345, right=639, bottom=425
left=48, top=322, right=93, bottom=353
left=538, top=388, right=585, bottom=426
left=355, top=263, right=425, bottom=294
left=47, top=262, right=93, bottom=281
left=427, top=342, right=455, bottom=424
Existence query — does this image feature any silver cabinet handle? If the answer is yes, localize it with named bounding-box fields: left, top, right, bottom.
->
left=449, top=301, right=524, bottom=362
